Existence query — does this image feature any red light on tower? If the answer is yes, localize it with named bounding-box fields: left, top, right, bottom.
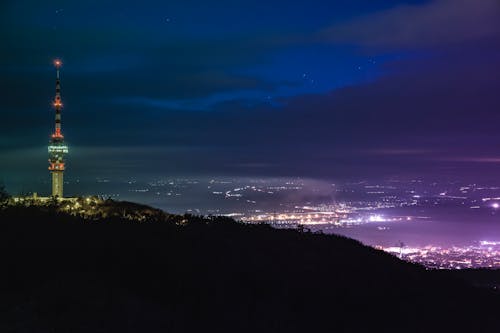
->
left=54, top=59, right=62, bottom=68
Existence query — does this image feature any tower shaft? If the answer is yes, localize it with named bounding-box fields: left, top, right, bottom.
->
left=52, top=171, right=64, bottom=197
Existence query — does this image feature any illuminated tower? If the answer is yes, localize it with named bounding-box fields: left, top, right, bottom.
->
left=48, top=59, right=68, bottom=197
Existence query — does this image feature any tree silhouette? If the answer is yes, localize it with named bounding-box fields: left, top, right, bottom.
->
left=0, top=182, right=10, bottom=206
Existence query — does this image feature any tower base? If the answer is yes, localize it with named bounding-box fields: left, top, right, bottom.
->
left=51, top=171, right=64, bottom=198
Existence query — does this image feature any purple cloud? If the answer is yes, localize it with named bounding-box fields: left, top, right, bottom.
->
left=321, top=0, right=500, bottom=48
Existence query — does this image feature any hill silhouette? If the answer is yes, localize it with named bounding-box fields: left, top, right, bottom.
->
left=0, top=203, right=499, bottom=332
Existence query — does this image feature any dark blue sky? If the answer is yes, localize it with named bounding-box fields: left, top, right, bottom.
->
left=1, top=0, right=500, bottom=190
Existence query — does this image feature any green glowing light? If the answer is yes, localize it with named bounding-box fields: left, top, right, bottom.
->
left=48, top=145, right=69, bottom=153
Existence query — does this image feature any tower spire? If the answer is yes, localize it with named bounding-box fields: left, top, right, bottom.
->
left=48, top=59, right=69, bottom=198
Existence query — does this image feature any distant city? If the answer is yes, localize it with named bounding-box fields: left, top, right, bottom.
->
left=381, top=241, right=500, bottom=270
left=28, top=176, right=500, bottom=269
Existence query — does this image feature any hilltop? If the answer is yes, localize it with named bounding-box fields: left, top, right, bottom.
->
left=0, top=202, right=499, bottom=332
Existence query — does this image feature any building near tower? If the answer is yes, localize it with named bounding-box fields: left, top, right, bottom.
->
left=48, top=59, right=68, bottom=198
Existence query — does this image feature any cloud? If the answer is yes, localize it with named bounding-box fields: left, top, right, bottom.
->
left=321, top=0, right=500, bottom=48
left=440, top=157, right=500, bottom=164
left=2, top=0, right=500, bottom=180
left=365, top=149, right=437, bottom=156
left=0, top=24, right=292, bottom=114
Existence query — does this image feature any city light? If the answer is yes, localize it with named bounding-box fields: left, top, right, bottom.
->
left=368, top=214, right=385, bottom=222
left=381, top=242, right=500, bottom=269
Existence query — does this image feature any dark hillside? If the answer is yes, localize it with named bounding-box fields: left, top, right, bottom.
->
left=0, top=205, right=499, bottom=332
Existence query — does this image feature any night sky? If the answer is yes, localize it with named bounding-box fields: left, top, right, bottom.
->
left=1, top=0, right=500, bottom=190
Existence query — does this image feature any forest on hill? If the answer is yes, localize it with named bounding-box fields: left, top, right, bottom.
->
left=0, top=203, right=499, bottom=332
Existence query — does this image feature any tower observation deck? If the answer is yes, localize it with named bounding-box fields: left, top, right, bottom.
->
left=48, top=59, right=68, bottom=197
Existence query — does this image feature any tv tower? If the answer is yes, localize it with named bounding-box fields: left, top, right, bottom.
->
left=48, top=59, right=68, bottom=198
